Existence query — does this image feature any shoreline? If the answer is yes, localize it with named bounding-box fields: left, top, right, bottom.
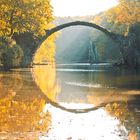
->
left=0, top=62, right=140, bottom=71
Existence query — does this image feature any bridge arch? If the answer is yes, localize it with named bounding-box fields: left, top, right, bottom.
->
left=32, top=21, right=117, bottom=63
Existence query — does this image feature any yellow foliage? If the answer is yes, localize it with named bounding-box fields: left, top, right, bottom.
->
left=0, top=69, right=52, bottom=138
left=0, top=96, right=51, bottom=132
left=34, top=36, right=56, bottom=63
left=128, top=129, right=138, bottom=140
left=0, top=0, right=53, bottom=37
left=102, top=0, right=140, bottom=35
left=92, top=15, right=102, bottom=24
left=32, top=65, right=60, bottom=101
left=107, top=1, right=140, bottom=25
left=105, top=102, right=133, bottom=124
left=33, top=25, right=59, bottom=64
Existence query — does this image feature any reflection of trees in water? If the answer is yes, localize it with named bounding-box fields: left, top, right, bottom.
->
left=87, top=92, right=139, bottom=140
left=31, top=65, right=139, bottom=139
left=0, top=70, right=52, bottom=138
left=86, top=68, right=140, bottom=90
left=32, top=65, right=60, bottom=101
left=0, top=94, right=51, bottom=133
left=0, top=71, right=23, bottom=97
left=105, top=102, right=139, bottom=140
left=32, top=65, right=103, bottom=113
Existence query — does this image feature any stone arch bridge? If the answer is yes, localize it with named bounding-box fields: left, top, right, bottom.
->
left=16, top=21, right=123, bottom=66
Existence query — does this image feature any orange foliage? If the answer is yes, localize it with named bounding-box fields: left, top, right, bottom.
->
left=32, top=65, right=60, bottom=101
left=0, top=95, right=51, bottom=132
left=107, top=1, right=140, bottom=25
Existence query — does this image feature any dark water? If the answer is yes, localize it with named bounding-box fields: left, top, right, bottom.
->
left=0, top=64, right=140, bottom=140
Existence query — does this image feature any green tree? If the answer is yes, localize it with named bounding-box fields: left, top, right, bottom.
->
left=0, top=37, right=23, bottom=69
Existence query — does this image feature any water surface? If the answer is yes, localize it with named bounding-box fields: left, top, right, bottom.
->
left=0, top=64, right=140, bottom=140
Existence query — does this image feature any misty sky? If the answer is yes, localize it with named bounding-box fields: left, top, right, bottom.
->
left=51, top=0, right=118, bottom=17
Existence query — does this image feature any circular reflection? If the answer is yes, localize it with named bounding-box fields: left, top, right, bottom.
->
left=31, top=64, right=106, bottom=113
left=31, top=64, right=140, bottom=139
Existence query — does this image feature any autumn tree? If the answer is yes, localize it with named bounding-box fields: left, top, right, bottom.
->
left=109, top=0, right=140, bottom=66
left=107, top=0, right=140, bottom=35
left=91, top=0, right=140, bottom=66
left=33, top=35, right=56, bottom=64
left=0, top=0, right=54, bottom=68
left=0, top=0, right=53, bottom=37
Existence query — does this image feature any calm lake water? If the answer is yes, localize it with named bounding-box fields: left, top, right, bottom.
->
left=0, top=63, right=140, bottom=140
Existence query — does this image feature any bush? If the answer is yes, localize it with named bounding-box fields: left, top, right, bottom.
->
left=0, top=37, right=23, bottom=70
